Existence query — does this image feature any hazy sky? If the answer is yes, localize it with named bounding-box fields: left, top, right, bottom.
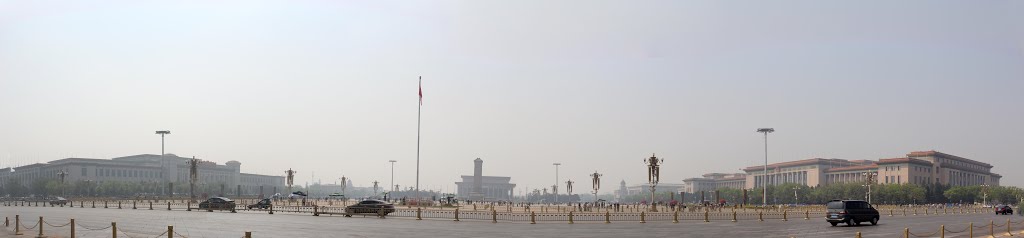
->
left=2, top=1, right=1023, bottom=192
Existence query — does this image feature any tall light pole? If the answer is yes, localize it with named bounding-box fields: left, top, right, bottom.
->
left=156, top=130, right=170, bottom=196
left=756, top=128, right=774, bottom=206
left=552, top=163, right=561, bottom=204
left=389, top=160, right=397, bottom=192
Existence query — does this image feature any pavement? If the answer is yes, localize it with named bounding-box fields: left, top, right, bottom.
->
left=0, top=205, right=1022, bottom=238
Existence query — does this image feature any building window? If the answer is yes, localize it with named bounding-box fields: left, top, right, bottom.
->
left=81, top=167, right=87, bottom=176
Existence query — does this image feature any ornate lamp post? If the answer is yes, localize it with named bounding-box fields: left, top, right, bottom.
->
left=186, top=157, right=201, bottom=202
left=285, top=169, right=297, bottom=195
left=591, top=171, right=602, bottom=203
left=644, top=153, right=663, bottom=212
left=340, top=176, right=347, bottom=205
left=861, top=171, right=877, bottom=204
left=57, top=169, right=68, bottom=198
left=373, top=181, right=380, bottom=197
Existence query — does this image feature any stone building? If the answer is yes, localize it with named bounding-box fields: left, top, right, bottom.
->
left=682, top=173, right=746, bottom=193
left=739, top=150, right=1000, bottom=188
left=0, top=154, right=284, bottom=197
left=454, top=158, right=516, bottom=201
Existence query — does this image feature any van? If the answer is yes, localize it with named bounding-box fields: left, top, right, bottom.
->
left=825, top=200, right=879, bottom=226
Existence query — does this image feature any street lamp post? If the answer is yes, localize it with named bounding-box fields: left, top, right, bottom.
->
left=644, top=153, right=663, bottom=212
left=373, top=181, right=380, bottom=197
left=340, top=176, right=347, bottom=206
left=285, top=169, right=297, bottom=195
left=552, top=163, right=561, bottom=204
left=388, top=160, right=397, bottom=193
left=591, top=171, right=602, bottom=203
left=155, top=130, right=170, bottom=196
left=57, top=170, right=68, bottom=198
left=756, top=128, right=774, bottom=207
left=793, top=187, right=800, bottom=205
left=981, top=184, right=990, bottom=207
left=186, top=157, right=201, bottom=202
left=861, top=172, right=877, bottom=204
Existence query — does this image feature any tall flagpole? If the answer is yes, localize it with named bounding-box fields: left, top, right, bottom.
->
left=416, top=76, right=422, bottom=205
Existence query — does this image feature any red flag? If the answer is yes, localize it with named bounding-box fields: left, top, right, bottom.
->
left=418, top=76, right=423, bottom=105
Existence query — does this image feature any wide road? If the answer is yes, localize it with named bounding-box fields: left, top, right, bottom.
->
left=0, top=205, right=1022, bottom=238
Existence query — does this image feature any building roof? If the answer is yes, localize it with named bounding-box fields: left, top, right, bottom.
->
left=825, top=164, right=879, bottom=173
left=742, top=158, right=855, bottom=171
left=907, top=151, right=992, bottom=168
left=683, top=178, right=713, bottom=182
left=240, top=173, right=284, bottom=178
left=877, top=157, right=933, bottom=166
left=458, top=175, right=513, bottom=184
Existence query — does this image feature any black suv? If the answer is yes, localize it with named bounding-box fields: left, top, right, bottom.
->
left=826, top=200, right=879, bottom=226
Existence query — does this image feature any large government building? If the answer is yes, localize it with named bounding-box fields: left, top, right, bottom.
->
left=682, top=150, right=1001, bottom=193
left=454, top=158, right=516, bottom=201
left=0, top=154, right=285, bottom=196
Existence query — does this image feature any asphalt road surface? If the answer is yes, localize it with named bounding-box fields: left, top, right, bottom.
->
left=0, top=206, right=1022, bottom=238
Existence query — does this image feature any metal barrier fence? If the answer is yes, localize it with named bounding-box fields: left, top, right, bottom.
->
left=3, top=199, right=997, bottom=225
left=897, top=218, right=1024, bottom=238
left=2, top=214, right=255, bottom=238
left=8, top=200, right=1021, bottom=238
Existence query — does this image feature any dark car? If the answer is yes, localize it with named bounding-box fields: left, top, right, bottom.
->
left=344, top=199, right=395, bottom=217
left=996, top=205, right=1014, bottom=215
left=826, top=200, right=879, bottom=226
left=48, top=197, right=68, bottom=206
left=247, top=199, right=272, bottom=209
left=198, top=197, right=236, bottom=210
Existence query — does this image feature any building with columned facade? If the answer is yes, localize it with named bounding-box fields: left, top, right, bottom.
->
left=737, top=150, right=1000, bottom=188
left=0, top=154, right=284, bottom=197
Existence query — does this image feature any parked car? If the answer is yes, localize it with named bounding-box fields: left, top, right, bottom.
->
left=247, top=199, right=272, bottom=209
left=48, top=197, right=68, bottom=206
left=995, top=205, right=1014, bottom=215
left=826, top=200, right=880, bottom=226
left=198, top=197, right=236, bottom=210
left=344, top=199, right=395, bottom=217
